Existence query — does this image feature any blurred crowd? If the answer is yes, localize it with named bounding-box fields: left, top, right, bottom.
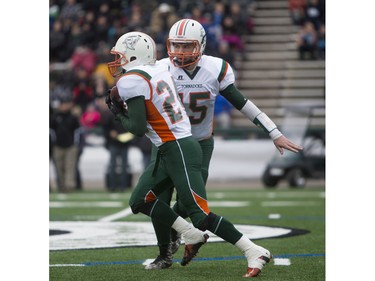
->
left=49, top=0, right=256, bottom=192
left=289, top=0, right=326, bottom=60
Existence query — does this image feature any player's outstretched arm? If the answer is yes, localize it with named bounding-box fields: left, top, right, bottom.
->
left=221, top=84, right=303, bottom=154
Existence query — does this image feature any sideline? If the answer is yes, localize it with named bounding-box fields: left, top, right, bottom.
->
left=50, top=253, right=325, bottom=267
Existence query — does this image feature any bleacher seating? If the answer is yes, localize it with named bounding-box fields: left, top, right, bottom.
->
left=232, top=0, right=325, bottom=130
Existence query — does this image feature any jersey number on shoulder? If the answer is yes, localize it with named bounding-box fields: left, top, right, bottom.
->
left=156, top=80, right=183, bottom=124
left=179, top=92, right=210, bottom=125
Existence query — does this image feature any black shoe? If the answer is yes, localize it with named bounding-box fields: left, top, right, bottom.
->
left=144, top=255, right=173, bottom=270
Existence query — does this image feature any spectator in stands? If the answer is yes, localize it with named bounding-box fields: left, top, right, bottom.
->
left=296, top=21, right=317, bottom=60
left=72, top=105, right=86, bottom=191
left=201, top=12, right=221, bottom=56
left=305, top=0, right=322, bottom=30
left=70, top=44, right=97, bottom=76
left=94, top=15, right=111, bottom=45
left=50, top=99, right=80, bottom=193
left=72, top=67, right=94, bottom=112
left=214, top=95, right=234, bottom=130
left=59, top=0, right=83, bottom=21
left=126, top=4, right=147, bottom=32
left=102, top=113, right=134, bottom=192
left=80, top=102, right=101, bottom=130
left=317, top=23, right=325, bottom=60
left=92, top=72, right=111, bottom=100
left=221, top=16, right=245, bottom=54
left=217, top=41, right=235, bottom=69
left=228, top=1, right=252, bottom=36
left=50, top=19, right=67, bottom=62
left=190, top=6, right=207, bottom=24
left=288, top=0, right=307, bottom=26
left=149, top=3, right=179, bottom=46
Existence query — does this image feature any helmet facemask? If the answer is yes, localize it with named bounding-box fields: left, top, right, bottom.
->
left=107, top=50, right=128, bottom=77
left=167, top=40, right=201, bottom=68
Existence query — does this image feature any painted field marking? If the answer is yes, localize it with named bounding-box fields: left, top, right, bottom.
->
left=50, top=201, right=123, bottom=208
left=49, top=222, right=292, bottom=250
left=268, top=213, right=281, bottom=219
left=274, top=258, right=291, bottom=266
left=98, top=201, right=249, bottom=222
left=261, top=201, right=319, bottom=207
left=50, top=264, right=85, bottom=267
left=49, top=253, right=323, bottom=267
left=98, top=207, right=133, bottom=222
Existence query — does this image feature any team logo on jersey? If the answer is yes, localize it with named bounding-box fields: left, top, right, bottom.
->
left=177, top=75, right=184, bottom=80
left=123, top=35, right=139, bottom=50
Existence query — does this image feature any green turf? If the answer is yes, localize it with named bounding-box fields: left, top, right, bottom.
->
left=50, top=186, right=325, bottom=280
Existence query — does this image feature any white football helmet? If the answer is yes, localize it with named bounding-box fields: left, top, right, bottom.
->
left=167, top=19, right=207, bottom=68
left=108, top=31, right=157, bottom=77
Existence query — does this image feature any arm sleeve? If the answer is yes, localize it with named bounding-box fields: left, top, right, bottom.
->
left=220, top=84, right=282, bottom=140
left=220, top=84, right=247, bottom=110
left=116, top=96, right=148, bottom=137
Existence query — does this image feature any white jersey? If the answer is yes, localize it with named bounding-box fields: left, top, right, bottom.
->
left=159, top=55, right=235, bottom=141
left=116, top=61, right=191, bottom=147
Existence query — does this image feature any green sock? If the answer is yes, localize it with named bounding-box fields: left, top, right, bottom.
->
left=209, top=216, right=243, bottom=244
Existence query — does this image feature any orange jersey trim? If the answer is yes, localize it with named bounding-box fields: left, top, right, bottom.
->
left=191, top=190, right=210, bottom=215
left=145, top=100, right=176, bottom=143
left=145, top=190, right=157, bottom=203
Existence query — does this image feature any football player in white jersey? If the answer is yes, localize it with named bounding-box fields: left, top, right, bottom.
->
left=147, top=19, right=303, bottom=277
left=106, top=31, right=275, bottom=274
left=106, top=31, right=211, bottom=266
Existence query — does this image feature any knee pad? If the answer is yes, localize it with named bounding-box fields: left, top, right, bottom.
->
left=197, top=212, right=218, bottom=231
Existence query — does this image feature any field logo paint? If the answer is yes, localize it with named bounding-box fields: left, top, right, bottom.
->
left=49, top=221, right=308, bottom=251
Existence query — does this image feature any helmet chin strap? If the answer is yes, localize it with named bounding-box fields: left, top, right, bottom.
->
left=173, top=56, right=199, bottom=70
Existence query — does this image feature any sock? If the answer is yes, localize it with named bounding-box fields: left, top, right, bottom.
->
left=158, top=244, right=172, bottom=258
left=171, top=217, right=204, bottom=244
left=210, top=216, right=243, bottom=244
left=234, top=235, right=256, bottom=253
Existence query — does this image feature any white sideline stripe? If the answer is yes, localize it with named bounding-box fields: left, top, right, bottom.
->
left=50, top=264, right=85, bottom=267
left=98, top=207, right=133, bottom=222
left=97, top=201, right=248, bottom=222
left=209, top=201, right=249, bottom=207
left=50, top=201, right=123, bottom=208
left=261, top=201, right=318, bottom=207
left=273, top=258, right=291, bottom=266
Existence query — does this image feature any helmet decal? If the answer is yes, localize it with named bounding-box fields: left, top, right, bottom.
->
left=124, top=35, right=140, bottom=51
left=176, top=19, right=190, bottom=36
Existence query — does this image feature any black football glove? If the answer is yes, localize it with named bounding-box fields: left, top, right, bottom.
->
left=105, top=90, right=127, bottom=117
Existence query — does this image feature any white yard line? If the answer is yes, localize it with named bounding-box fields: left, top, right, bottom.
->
left=274, top=258, right=291, bottom=266
left=261, top=201, right=319, bottom=207
left=50, top=201, right=123, bottom=208
left=98, top=207, right=133, bottom=222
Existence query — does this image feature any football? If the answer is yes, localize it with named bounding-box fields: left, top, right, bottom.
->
left=109, top=86, right=121, bottom=102
left=109, top=86, right=128, bottom=113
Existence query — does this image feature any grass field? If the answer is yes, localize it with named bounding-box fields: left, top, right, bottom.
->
left=49, top=185, right=325, bottom=280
